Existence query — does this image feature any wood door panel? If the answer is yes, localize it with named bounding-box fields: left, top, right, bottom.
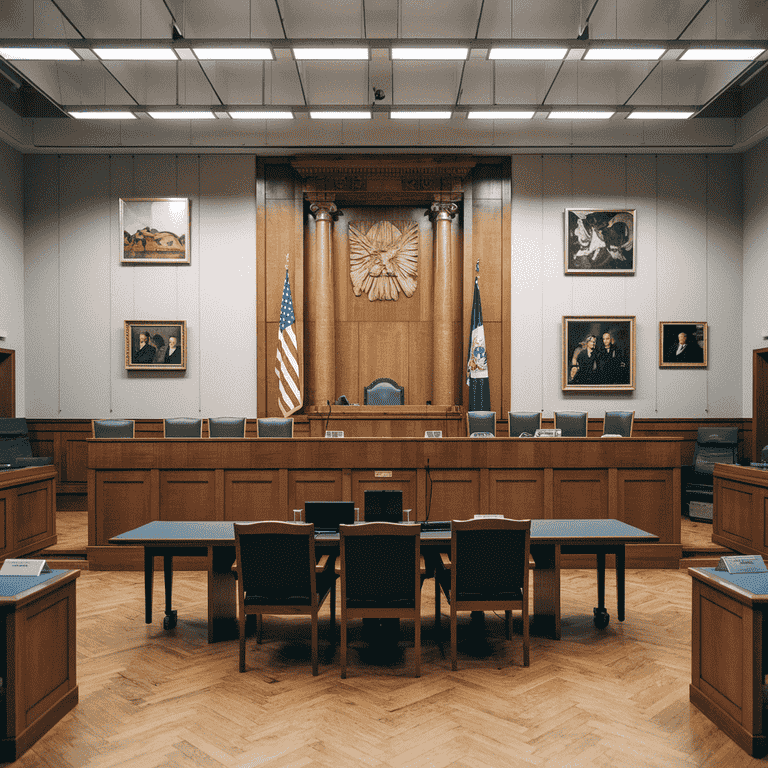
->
left=617, top=470, right=675, bottom=542
left=427, top=470, right=481, bottom=521
left=350, top=470, right=417, bottom=520
left=553, top=470, right=608, bottom=519
left=63, top=435, right=88, bottom=483
left=718, top=482, right=753, bottom=543
left=16, top=483, right=51, bottom=545
left=289, top=470, right=344, bottom=512
left=159, top=471, right=216, bottom=521
left=408, top=322, right=432, bottom=408
left=471, top=198, right=502, bottom=323
left=489, top=470, right=546, bottom=519
left=0, top=494, right=7, bottom=552
left=95, top=471, right=152, bottom=543
left=224, top=471, right=281, bottom=521
left=359, top=322, right=409, bottom=402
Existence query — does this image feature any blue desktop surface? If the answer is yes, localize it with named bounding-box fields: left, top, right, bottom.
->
left=0, top=569, right=70, bottom=598
left=697, top=567, right=768, bottom=596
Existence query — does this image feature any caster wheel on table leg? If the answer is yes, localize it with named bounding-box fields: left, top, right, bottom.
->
left=163, top=610, right=178, bottom=630
left=593, top=607, right=610, bottom=629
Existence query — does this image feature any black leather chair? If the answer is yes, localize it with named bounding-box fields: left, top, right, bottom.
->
left=92, top=419, right=135, bottom=438
left=683, top=427, right=739, bottom=519
left=256, top=418, right=294, bottom=437
left=508, top=412, right=542, bottom=437
left=364, top=378, right=405, bottom=406
left=0, top=418, right=54, bottom=469
left=602, top=411, right=634, bottom=437
left=467, top=411, right=496, bottom=437
left=554, top=411, right=588, bottom=437
left=163, top=418, right=203, bottom=438
left=208, top=417, right=246, bottom=438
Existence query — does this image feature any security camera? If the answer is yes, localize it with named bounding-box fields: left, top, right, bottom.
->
left=373, top=88, right=385, bottom=101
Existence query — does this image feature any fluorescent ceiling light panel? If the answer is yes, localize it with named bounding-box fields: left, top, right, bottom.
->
left=489, top=48, right=567, bottom=60
left=627, top=111, right=694, bottom=119
left=681, top=48, right=764, bottom=60
left=548, top=111, right=615, bottom=119
left=94, top=48, right=177, bottom=60
left=390, top=111, right=452, bottom=119
left=293, top=48, right=369, bottom=60
left=391, top=47, right=468, bottom=60
left=70, top=111, right=137, bottom=119
left=193, top=48, right=273, bottom=60
left=585, top=48, right=665, bottom=60
left=148, top=111, right=214, bottom=119
left=0, top=47, right=79, bottom=60
left=230, top=111, right=293, bottom=119
left=310, top=111, right=371, bottom=119
left=468, top=111, right=535, bottom=119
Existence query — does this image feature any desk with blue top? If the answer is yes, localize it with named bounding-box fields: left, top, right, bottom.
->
left=111, top=519, right=658, bottom=644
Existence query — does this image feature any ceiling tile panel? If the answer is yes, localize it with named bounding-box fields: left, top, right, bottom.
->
left=492, top=61, right=567, bottom=105
left=280, top=0, right=366, bottom=38
left=589, top=0, right=713, bottom=39
left=11, top=61, right=63, bottom=102
left=716, top=0, right=768, bottom=38
left=392, top=61, right=461, bottom=104
left=265, top=56, right=307, bottom=105
left=509, top=0, right=580, bottom=38
left=300, top=62, right=369, bottom=105
left=457, top=59, right=492, bottom=104
left=54, top=0, right=172, bottom=38
left=476, top=0, right=512, bottom=39
left=200, top=62, right=265, bottom=105
left=399, top=0, right=484, bottom=38
left=544, top=61, right=657, bottom=105
left=363, top=0, right=398, bottom=38
left=182, top=0, right=284, bottom=38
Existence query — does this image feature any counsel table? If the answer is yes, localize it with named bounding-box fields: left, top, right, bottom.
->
left=110, top=519, right=658, bottom=643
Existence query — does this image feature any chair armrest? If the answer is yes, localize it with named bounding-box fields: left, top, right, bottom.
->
left=419, top=555, right=426, bottom=575
left=334, top=562, right=341, bottom=576
left=439, top=552, right=451, bottom=570
left=231, top=562, right=238, bottom=579
left=316, top=554, right=330, bottom=573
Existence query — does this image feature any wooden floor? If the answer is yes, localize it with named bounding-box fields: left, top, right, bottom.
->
left=5, top=566, right=764, bottom=768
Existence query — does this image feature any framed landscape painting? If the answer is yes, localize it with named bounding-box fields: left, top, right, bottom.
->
left=659, top=322, right=707, bottom=368
left=563, top=316, right=636, bottom=391
left=125, top=321, right=187, bottom=371
left=120, top=198, right=190, bottom=264
left=564, top=209, right=635, bottom=275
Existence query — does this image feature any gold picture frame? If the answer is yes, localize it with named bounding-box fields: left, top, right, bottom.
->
left=124, top=321, right=187, bottom=371
left=120, top=198, right=190, bottom=264
left=659, top=322, right=707, bottom=368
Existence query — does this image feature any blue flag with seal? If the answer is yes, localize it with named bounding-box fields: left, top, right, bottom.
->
left=466, top=275, right=490, bottom=411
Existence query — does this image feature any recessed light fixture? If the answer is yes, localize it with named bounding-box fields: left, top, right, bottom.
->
left=0, top=47, right=79, bottom=61
left=391, top=48, right=468, bottom=60
left=489, top=48, right=567, bottom=60
left=147, top=111, right=215, bottom=119
left=627, top=111, right=694, bottom=119
left=193, top=48, right=273, bottom=60
left=229, top=111, right=294, bottom=119
left=584, top=48, right=665, bottom=60
left=70, top=111, right=137, bottom=119
left=548, top=111, right=615, bottom=119
left=390, top=111, right=452, bottom=119
left=467, top=111, right=535, bottom=119
left=94, top=48, right=178, bottom=61
left=293, top=48, right=369, bottom=60
left=681, top=48, right=764, bottom=61
left=309, top=111, right=372, bottom=119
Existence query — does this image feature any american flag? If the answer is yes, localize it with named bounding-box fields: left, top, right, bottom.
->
left=275, top=269, right=302, bottom=416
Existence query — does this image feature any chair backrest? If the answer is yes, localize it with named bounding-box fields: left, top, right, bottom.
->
left=92, top=419, right=135, bottom=438
left=364, top=489, right=403, bottom=522
left=692, top=426, right=739, bottom=475
left=0, top=418, right=33, bottom=464
left=163, top=418, right=203, bottom=438
left=508, top=412, right=542, bottom=437
left=451, top=517, right=530, bottom=601
left=467, top=411, right=496, bottom=436
left=364, top=378, right=405, bottom=406
left=208, top=417, right=246, bottom=438
left=257, top=417, right=294, bottom=438
left=339, top=522, right=421, bottom=608
left=234, top=521, right=316, bottom=604
left=602, top=411, right=634, bottom=438
left=554, top=411, right=588, bottom=437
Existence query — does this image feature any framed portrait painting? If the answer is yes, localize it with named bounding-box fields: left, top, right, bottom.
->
left=562, top=316, right=636, bottom=391
left=125, top=321, right=187, bottom=371
left=120, top=198, right=190, bottom=264
left=564, top=209, right=635, bottom=275
left=659, top=322, right=707, bottom=368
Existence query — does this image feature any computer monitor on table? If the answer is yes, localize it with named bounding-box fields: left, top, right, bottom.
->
left=364, top=490, right=403, bottom=523
left=304, top=501, right=355, bottom=533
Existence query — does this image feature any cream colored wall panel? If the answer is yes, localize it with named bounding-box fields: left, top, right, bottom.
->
left=191, top=120, right=267, bottom=147
left=118, top=120, right=196, bottom=148
left=266, top=115, right=341, bottom=147
left=420, top=119, right=494, bottom=147
left=33, top=118, right=122, bottom=148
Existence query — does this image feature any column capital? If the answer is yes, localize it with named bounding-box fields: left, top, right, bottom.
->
left=309, top=201, right=341, bottom=221
left=429, top=201, right=459, bottom=221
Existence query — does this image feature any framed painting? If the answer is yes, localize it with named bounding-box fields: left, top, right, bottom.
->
left=659, top=322, right=707, bottom=368
left=120, top=198, right=190, bottom=264
left=564, top=209, right=635, bottom=275
left=125, top=321, right=187, bottom=371
left=562, top=316, right=636, bottom=391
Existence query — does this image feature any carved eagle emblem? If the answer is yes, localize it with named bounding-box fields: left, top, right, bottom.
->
left=349, top=221, right=419, bottom=301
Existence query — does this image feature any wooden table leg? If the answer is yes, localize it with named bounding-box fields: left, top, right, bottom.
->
left=144, top=548, right=154, bottom=624
left=616, top=546, right=625, bottom=622
left=531, top=544, right=560, bottom=640
left=208, top=545, right=238, bottom=643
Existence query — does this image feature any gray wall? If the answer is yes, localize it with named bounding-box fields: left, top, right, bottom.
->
left=21, top=151, right=744, bottom=419
left=0, top=140, right=24, bottom=415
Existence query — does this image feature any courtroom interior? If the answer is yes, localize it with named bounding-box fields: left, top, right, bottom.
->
left=2, top=0, right=768, bottom=765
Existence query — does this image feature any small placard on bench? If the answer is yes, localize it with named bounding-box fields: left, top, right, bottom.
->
left=0, top=559, right=51, bottom=576
left=425, top=431, right=443, bottom=438
left=715, top=555, right=768, bottom=574
left=325, top=431, right=344, bottom=438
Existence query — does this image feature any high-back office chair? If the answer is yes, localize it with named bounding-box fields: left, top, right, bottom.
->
left=508, top=412, right=542, bottom=437
left=602, top=411, right=635, bottom=437
left=436, top=517, right=531, bottom=670
left=208, top=417, right=246, bottom=438
left=467, top=411, right=496, bottom=437
left=364, top=378, right=405, bottom=406
left=163, top=418, right=203, bottom=438
left=0, top=418, right=54, bottom=469
left=234, top=521, right=337, bottom=676
left=683, top=427, right=739, bottom=519
left=256, top=418, right=294, bottom=437
left=338, top=522, right=424, bottom=678
left=553, top=411, right=588, bottom=437
left=92, top=419, right=135, bottom=438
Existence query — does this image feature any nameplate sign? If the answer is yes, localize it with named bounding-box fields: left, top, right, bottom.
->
left=325, top=431, right=344, bottom=438
left=535, top=429, right=562, bottom=437
left=474, top=514, right=504, bottom=519
left=425, top=431, right=443, bottom=438
left=715, top=555, right=768, bottom=574
left=375, top=471, right=392, bottom=478
left=0, top=559, right=51, bottom=576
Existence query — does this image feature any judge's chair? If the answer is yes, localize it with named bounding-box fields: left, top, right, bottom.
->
left=683, top=427, right=739, bottom=521
left=256, top=418, right=294, bottom=437
left=0, top=418, right=54, bottom=469
left=234, top=521, right=338, bottom=676
left=163, top=418, right=203, bottom=438
left=467, top=411, right=496, bottom=437
left=92, top=419, right=135, bottom=438
left=602, top=411, right=635, bottom=437
left=208, top=417, right=246, bottom=438
left=508, top=412, right=542, bottom=438
left=364, top=378, right=405, bottom=406
left=554, top=411, right=588, bottom=437
left=436, top=517, right=531, bottom=670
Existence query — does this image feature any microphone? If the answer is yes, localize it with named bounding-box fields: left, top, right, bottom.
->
left=324, top=399, right=332, bottom=435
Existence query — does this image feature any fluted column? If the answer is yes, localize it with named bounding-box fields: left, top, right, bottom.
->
left=308, top=201, right=340, bottom=406
left=430, top=202, right=459, bottom=405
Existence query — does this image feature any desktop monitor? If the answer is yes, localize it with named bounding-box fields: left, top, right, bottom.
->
left=364, top=489, right=403, bottom=523
left=304, top=501, right=355, bottom=533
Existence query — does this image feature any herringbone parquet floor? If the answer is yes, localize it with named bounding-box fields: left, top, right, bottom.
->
left=6, top=567, right=765, bottom=768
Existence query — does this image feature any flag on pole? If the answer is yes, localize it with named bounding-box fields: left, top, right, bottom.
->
left=466, top=275, right=490, bottom=411
left=276, top=268, right=302, bottom=417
